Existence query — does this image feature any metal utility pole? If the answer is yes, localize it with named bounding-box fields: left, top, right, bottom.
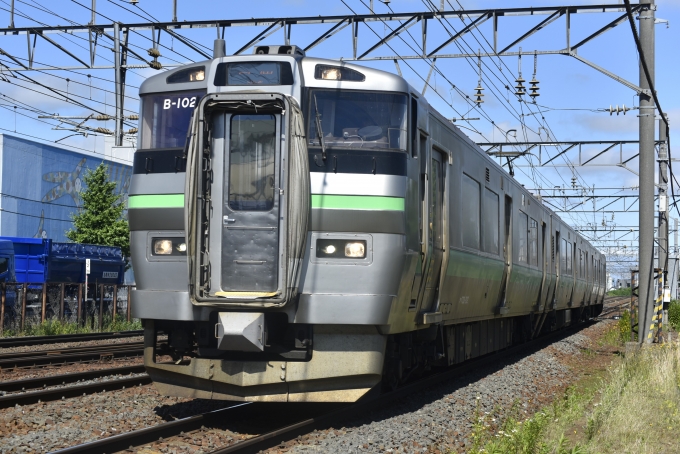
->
left=8, top=0, right=14, bottom=28
left=89, top=0, right=96, bottom=25
left=113, top=22, right=123, bottom=147
left=659, top=114, right=669, bottom=333
left=671, top=219, right=678, bottom=299
left=638, top=0, right=656, bottom=344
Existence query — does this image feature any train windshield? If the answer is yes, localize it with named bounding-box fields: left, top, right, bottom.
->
left=140, top=90, right=205, bottom=149
left=308, top=90, right=408, bottom=151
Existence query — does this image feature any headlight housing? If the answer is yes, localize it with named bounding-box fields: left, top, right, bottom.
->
left=152, top=238, right=187, bottom=256
left=316, top=239, right=367, bottom=259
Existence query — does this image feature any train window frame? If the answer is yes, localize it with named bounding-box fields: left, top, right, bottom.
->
left=140, top=89, right=206, bottom=150
left=518, top=211, right=528, bottom=264
left=482, top=188, right=499, bottom=255
left=227, top=113, right=278, bottom=212
left=306, top=88, right=409, bottom=153
left=566, top=242, right=573, bottom=275
left=529, top=217, right=538, bottom=267
left=460, top=172, right=482, bottom=251
left=214, top=61, right=294, bottom=86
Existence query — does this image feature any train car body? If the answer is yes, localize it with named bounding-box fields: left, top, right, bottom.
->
left=131, top=42, right=605, bottom=402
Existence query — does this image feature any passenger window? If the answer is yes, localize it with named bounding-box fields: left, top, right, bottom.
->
left=529, top=218, right=538, bottom=267
left=518, top=212, right=528, bottom=264
left=561, top=238, right=568, bottom=274
left=567, top=242, right=572, bottom=275
left=228, top=114, right=276, bottom=211
left=483, top=188, right=499, bottom=254
left=462, top=174, right=480, bottom=249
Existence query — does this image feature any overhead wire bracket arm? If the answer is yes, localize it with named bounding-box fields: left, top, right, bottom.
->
left=571, top=10, right=637, bottom=51
left=234, top=21, right=282, bottom=55
left=569, top=52, right=646, bottom=94
left=33, top=30, right=90, bottom=68
left=164, top=27, right=211, bottom=59
left=358, top=14, right=419, bottom=59
left=541, top=144, right=577, bottom=166
left=427, top=12, right=489, bottom=57
left=499, top=8, right=564, bottom=54
left=304, top=17, right=351, bottom=51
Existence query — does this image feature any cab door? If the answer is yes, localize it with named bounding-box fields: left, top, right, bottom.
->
left=418, top=150, right=445, bottom=314
left=220, top=113, right=281, bottom=295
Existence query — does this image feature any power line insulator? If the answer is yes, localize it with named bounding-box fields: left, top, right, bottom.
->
left=149, top=60, right=163, bottom=70
left=474, top=85, right=484, bottom=105
left=127, top=114, right=139, bottom=121
left=126, top=128, right=138, bottom=135
left=147, top=48, right=161, bottom=58
left=529, top=76, right=540, bottom=99
left=515, top=76, right=526, bottom=97
left=609, top=104, right=631, bottom=116
left=95, top=114, right=114, bottom=121
left=95, top=127, right=113, bottom=135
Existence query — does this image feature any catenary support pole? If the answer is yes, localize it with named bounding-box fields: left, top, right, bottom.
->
left=638, top=0, right=656, bottom=344
left=659, top=114, right=669, bottom=336
left=113, top=22, right=123, bottom=147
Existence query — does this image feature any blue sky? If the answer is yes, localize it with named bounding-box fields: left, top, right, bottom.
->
left=0, top=0, right=676, bottom=276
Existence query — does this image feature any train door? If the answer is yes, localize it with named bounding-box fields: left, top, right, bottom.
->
left=409, top=132, right=429, bottom=310
left=418, top=150, right=445, bottom=314
left=554, top=230, right=561, bottom=307
left=220, top=113, right=281, bottom=295
left=497, top=195, right=512, bottom=311
left=537, top=222, right=549, bottom=309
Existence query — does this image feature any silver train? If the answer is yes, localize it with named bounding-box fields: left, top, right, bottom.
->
left=130, top=41, right=605, bottom=402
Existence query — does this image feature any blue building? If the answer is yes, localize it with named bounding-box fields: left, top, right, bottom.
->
left=0, top=134, right=132, bottom=243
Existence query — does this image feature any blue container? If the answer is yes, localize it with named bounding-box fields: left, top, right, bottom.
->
left=0, top=237, right=125, bottom=285
left=0, top=240, right=15, bottom=283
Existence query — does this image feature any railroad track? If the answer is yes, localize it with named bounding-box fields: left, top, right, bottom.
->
left=0, top=342, right=147, bottom=369
left=0, top=366, right=150, bottom=409
left=53, top=322, right=593, bottom=454
left=599, top=295, right=636, bottom=319
left=0, top=330, right=144, bottom=349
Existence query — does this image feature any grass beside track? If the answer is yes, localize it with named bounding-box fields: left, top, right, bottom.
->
left=467, top=318, right=680, bottom=454
left=1, top=316, right=142, bottom=338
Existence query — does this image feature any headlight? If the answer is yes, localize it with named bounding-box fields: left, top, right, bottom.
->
left=344, top=242, right=365, bottom=258
left=316, top=239, right=367, bottom=259
left=152, top=238, right=187, bottom=256
left=154, top=239, right=173, bottom=255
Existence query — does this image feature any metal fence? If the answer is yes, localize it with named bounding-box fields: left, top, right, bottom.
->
left=0, top=283, right=135, bottom=334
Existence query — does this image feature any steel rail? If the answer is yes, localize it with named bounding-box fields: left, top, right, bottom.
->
left=0, top=364, right=145, bottom=392
left=0, top=330, right=143, bottom=349
left=0, top=342, right=145, bottom=369
left=0, top=373, right=150, bottom=409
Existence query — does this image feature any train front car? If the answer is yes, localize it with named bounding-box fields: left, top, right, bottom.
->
left=131, top=44, right=411, bottom=402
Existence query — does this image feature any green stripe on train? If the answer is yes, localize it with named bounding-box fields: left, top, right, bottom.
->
left=129, top=194, right=404, bottom=211
left=128, top=194, right=184, bottom=209
left=311, top=194, right=405, bottom=211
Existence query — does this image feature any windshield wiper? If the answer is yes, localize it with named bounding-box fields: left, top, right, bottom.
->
left=313, top=94, right=327, bottom=160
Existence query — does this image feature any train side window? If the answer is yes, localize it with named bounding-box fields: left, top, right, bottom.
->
left=518, top=212, right=528, bottom=264
left=482, top=188, right=499, bottom=254
left=561, top=238, right=567, bottom=274
left=411, top=97, right=418, bottom=158
left=461, top=174, right=481, bottom=250
left=567, top=242, right=573, bottom=275
left=529, top=218, right=538, bottom=267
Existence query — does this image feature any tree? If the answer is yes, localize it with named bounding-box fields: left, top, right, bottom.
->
left=66, top=164, right=130, bottom=260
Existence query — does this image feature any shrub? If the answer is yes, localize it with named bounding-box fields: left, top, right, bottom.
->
left=669, top=300, right=680, bottom=331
